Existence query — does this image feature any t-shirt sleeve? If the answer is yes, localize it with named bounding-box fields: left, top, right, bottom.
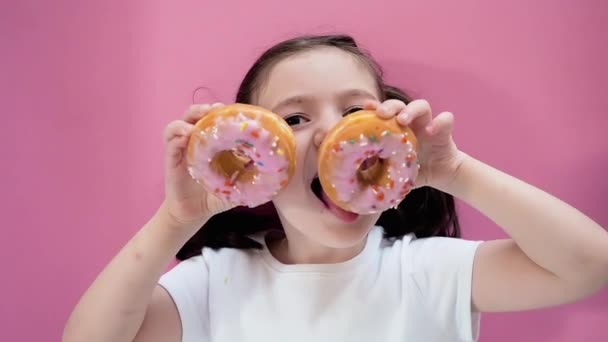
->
left=403, top=236, right=483, bottom=341
left=158, top=255, right=209, bottom=342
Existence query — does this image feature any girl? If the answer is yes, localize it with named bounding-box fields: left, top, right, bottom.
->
left=63, top=35, right=608, bottom=342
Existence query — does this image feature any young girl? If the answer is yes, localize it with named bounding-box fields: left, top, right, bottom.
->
left=63, top=35, right=608, bottom=342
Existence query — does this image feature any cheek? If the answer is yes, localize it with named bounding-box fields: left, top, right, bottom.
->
left=293, top=131, right=314, bottom=166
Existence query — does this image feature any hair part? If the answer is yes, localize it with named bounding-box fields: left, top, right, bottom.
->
left=177, top=34, right=460, bottom=261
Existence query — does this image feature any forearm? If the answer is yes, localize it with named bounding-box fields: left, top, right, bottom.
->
left=63, top=202, right=205, bottom=342
left=441, top=152, right=608, bottom=284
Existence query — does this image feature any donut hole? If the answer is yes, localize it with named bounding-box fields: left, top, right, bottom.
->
left=231, top=149, right=254, bottom=168
left=210, top=149, right=255, bottom=182
left=357, top=156, right=384, bottom=185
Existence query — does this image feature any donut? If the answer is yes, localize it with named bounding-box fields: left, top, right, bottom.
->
left=318, top=110, right=419, bottom=215
left=186, top=103, right=296, bottom=207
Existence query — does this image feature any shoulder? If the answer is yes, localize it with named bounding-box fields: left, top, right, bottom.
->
left=189, top=233, right=274, bottom=280
left=379, top=232, right=483, bottom=341
left=379, top=231, right=483, bottom=274
left=160, top=240, right=262, bottom=285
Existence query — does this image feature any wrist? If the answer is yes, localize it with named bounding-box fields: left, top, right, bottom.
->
left=434, top=151, right=474, bottom=198
left=126, top=206, right=204, bottom=266
left=154, top=201, right=209, bottom=237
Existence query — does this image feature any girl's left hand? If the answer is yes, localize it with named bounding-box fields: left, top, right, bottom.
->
left=363, top=99, right=466, bottom=191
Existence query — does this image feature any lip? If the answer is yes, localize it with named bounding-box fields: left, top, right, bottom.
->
left=310, top=174, right=328, bottom=208
left=303, top=148, right=321, bottom=198
left=302, top=145, right=360, bottom=222
left=309, top=173, right=361, bottom=223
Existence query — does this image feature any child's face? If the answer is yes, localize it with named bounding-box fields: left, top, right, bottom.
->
left=257, top=47, right=382, bottom=249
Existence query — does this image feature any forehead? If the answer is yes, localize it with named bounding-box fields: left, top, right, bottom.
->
left=256, top=48, right=379, bottom=108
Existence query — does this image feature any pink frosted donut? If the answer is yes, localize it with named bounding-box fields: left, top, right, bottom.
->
left=318, top=110, right=419, bottom=214
left=186, top=104, right=296, bottom=207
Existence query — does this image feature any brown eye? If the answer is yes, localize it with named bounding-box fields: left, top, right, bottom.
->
left=343, top=106, right=363, bottom=117
left=284, top=114, right=310, bottom=126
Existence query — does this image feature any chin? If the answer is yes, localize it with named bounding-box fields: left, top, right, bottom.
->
left=272, top=175, right=381, bottom=249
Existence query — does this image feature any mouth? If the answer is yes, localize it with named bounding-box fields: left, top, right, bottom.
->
left=310, top=175, right=327, bottom=206
left=310, top=174, right=360, bottom=223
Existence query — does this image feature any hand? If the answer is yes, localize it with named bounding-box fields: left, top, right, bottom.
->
left=162, top=103, right=236, bottom=228
left=363, top=99, right=466, bottom=191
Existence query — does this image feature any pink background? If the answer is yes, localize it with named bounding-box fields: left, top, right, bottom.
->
left=2, top=0, right=607, bottom=340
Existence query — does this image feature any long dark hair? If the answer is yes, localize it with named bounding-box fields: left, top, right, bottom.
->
left=177, top=34, right=460, bottom=261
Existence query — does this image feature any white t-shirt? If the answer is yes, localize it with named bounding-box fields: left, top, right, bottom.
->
left=159, top=226, right=482, bottom=342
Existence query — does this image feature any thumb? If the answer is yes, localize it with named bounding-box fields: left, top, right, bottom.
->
left=426, top=111, right=454, bottom=139
left=164, top=120, right=193, bottom=170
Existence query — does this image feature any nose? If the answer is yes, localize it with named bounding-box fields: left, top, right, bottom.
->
left=313, top=131, right=325, bottom=148
left=313, top=111, right=343, bottom=148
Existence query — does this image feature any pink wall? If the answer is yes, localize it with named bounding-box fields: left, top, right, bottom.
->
left=2, top=0, right=606, bottom=340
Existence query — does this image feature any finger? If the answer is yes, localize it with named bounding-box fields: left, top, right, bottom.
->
left=163, top=120, right=193, bottom=143
left=395, top=108, right=411, bottom=126
left=165, top=135, right=190, bottom=170
left=210, top=102, right=224, bottom=108
left=183, top=104, right=213, bottom=124
left=376, top=99, right=406, bottom=119
left=426, top=111, right=454, bottom=137
left=363, top=99, right=381, bottom=110
left=399, top=99, right=433, bottom=131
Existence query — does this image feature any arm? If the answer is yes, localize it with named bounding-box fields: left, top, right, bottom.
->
left=441, top=152, right=608, bottom=312
left=63, top=104, right=232, bottom=341
left=62, top=203, right=205, bottom=342
left=369, top=98, right=607, bottom=312
left=133, top=285, right=183, bottom=342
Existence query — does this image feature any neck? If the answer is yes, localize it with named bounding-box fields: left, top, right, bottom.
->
left=269, top=229, right=366, bottom=265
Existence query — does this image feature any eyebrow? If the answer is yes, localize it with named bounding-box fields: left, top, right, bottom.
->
left=271, top=88, right=378, bottom=112
left=271, top=95, right=309, bottom=113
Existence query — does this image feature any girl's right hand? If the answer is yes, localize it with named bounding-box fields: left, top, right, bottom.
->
left=161, top=103, right=236, bottom=229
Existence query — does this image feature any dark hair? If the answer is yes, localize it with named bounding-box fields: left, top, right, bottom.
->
left=177, top=34, right=460, bottom=261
